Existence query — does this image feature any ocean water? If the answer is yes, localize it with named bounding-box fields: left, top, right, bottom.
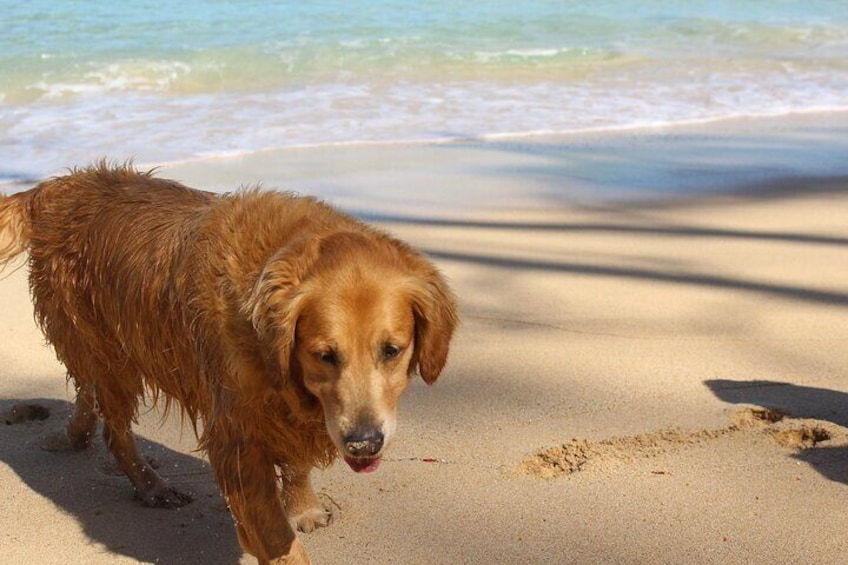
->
left=2, top=0, right=847, bottom=183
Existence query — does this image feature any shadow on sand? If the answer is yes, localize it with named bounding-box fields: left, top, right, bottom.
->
left=358, top=212, right=848, bottom=247
left=424, top=249, right=848, bottom=307
left=358, top=171, right=848, bottom=310
left=0, top=398, right=243, bottom=564
left=705, top=379, right=848, bottom=485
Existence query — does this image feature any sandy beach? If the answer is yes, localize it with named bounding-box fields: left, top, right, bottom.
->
left=2, top=112, right=848, bottom=564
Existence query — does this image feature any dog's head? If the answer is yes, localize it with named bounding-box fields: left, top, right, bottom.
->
left=248, top=230, right=457, bottom=472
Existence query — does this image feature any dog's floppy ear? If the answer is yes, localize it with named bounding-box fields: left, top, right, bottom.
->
left=407, top=267, right=459, bottom=385
left=245, top=238, right=319, bottom=383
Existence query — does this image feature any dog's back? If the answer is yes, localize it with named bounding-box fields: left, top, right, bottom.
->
left=0, top=163, right=213, bottom=280
left=0, top=164, right=219, bottom=421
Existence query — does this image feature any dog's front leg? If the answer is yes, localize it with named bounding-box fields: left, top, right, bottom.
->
left=281, top=467, right=333, bottom=533
left=209, top=441, right=311, bottom=564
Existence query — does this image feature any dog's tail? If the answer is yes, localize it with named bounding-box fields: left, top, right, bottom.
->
left=0, top=189, right=35, bottom=269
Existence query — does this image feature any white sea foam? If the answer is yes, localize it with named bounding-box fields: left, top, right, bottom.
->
left=25, top=60, right=193, bottom=100
left=5, top=77, right=847, bottom=182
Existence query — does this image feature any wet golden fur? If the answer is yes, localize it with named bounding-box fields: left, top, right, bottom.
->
left=0, top=163, right=457, bottom=564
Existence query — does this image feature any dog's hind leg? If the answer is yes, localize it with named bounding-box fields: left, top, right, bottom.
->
left=68, top=372, right=185, bottom=507
left=96, top=379, right=194, bottom=509
left=101, top=420, right=192, bottom=508
left=66, top=383, right=99, bottom=450
left=37, top=382, right=102, bottom=453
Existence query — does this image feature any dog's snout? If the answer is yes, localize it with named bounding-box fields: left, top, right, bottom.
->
left=342, top=429, right=384, bottom=457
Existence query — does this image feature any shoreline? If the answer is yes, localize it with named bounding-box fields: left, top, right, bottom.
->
left=150, top=106, right=848, bottom=174
left=151, top=108, right=848, bottom=218
left=4, top=108, right=848, bottom=195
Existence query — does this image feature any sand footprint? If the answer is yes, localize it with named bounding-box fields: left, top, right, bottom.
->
left=2, top=403, right=50, bottom=425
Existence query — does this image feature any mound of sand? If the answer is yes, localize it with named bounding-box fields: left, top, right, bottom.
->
left=520, top=406, right=848, bottom=479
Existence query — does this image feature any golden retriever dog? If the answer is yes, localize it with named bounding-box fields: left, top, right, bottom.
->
left=0, top=163, right=457, bottom=564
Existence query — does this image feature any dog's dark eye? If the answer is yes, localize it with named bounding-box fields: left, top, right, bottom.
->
left=318, top=350, right=339, bottom=366
left=382, top=343, right=401, bottom=360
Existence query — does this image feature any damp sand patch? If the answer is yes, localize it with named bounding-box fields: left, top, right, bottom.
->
left=520, top=406, right=848, bottom=479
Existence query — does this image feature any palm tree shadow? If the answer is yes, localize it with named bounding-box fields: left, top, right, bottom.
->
left=0, top=398, right=243, bottom=564
left=705, top=379, right=848, bottom=485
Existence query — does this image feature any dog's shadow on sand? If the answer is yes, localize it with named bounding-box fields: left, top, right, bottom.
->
left=0, top=398, right=243, bottom=564
left=706, top=379, right=848, bottom=485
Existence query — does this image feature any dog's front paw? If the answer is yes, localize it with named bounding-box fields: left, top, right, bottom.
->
left=267, top=539, right=312, bottom=565
left=291, top=506, right=332, bottom=533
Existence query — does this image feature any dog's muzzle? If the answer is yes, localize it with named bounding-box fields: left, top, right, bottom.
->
left=342, top=429, right=384, bottom=473
left=343, top=429, right=384, bottom=457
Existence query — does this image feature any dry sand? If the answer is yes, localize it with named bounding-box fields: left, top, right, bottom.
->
left=2, top=112, right=848, bottom=564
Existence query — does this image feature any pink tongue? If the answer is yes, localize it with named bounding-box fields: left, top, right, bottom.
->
left=344, top=456, right=382, bottom=473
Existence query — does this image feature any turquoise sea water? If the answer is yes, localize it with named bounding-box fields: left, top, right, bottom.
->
left=2, top=1, right=847, bottom=182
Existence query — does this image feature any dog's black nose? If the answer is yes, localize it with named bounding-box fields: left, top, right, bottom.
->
left=342, top=429, right=384, bottom=457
